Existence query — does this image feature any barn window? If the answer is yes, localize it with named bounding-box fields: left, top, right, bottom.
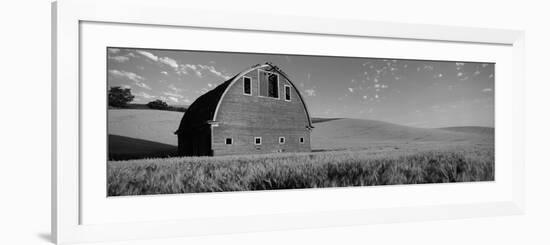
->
left=254, top=137, right=262, bottom=145
left=279, top=137, right=285, bottom=144
left=225, top=138, right=233, bottom=145
left=284, top=85, right=291, bottom=101
left=299, top=137, right=305, bottom=144
left=243, top=77, right=251, bottom=95
left=258, top=70, right=279, bottom=98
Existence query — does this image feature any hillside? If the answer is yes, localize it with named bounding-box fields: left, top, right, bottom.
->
left=109, top=103, right=187, bottom=112
left=311, top=118, right=493, bottom=150
left=108, top=110, right=493, bottom=159
left=439, top=126, right=494, bottom=135
left=108, top=109, right=182, bottom=160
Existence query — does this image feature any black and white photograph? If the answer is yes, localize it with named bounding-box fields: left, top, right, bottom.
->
left=106, top=47, right=495, bottom=196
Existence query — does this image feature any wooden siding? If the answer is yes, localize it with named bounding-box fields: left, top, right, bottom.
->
left=212, top=68, right=311, bottom=155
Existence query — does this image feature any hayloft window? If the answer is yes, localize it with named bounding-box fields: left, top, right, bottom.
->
left=225, top=138, right=233, bottom=145
left=254, top=137, right=262, bottom=145
left=268, top=74, right=278, bottom=98
left=259, top=71, right=279, bottom=98
left=299, top=137, right=305, bottom=144
left=243, top=77, right=251, bottom=95
left=279, top=137, right=285, bottom=144
left=284, top=85, right=291, bottom=101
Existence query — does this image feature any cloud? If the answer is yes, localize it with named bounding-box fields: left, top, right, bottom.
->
left=489, top=74, right=494, bottom=78
left=135, top=82, right=151, bottom=90
left=482, top=88, right=493, bottom=93
left=177, top=67, right=188, bottom=75
left=163, top=91, right=184, bottom=98
left=108, top=56, right=129, bottom=63
left=180, top=64, right=201, bottom=77
left=161, top=71, right=168, bottom=75
left=423, top=65, right=434, bottom=71
left=473, top=70, right=481, bottom=76
left=167, top=97, right=178, bottom=103
left=456, top=62, right=465, bottom=70
left=108, top=48, right=120, bottom=54
left=185, top=64, right=197, bottom=70
left=348, top=88, right=354, bottom=93
left=481, top=63, right=489, bottom=68
left=304, top=89, right=316, bottom=96
left=168, top=84, right=183, bottom=93
left=159, top=57, right=178, bottom=69
left=135, top=91, right=155, bottom=99
left=457, top=72, right=464, bottom=77
left=135, top=52, right=230, bottom=80
left=198, top=64, right=230, bottom=80
left=108, top=51, right=135, bottom=63
left=108, top=69, right=151, bottom=90
left=136, top=50, right=158, bottom=62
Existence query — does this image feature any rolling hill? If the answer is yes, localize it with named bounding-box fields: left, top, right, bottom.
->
left=311, top=118, right=493, bottom=150
left=108, top=109, right=182, bottom=146
left=438, top=126, right=494, bottom=135
left=108, top=109, right=181, bottom=160
left=108, top=109, right=493, bottom=159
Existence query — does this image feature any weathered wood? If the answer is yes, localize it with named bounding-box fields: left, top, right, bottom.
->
left=177, top=64, right=312, bottom=156
left=213, top=68, right=311, bottom=155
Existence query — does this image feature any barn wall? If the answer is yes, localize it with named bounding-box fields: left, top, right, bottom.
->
left=212, top=68, right=312, bottom=155
left=178, top=125, right=212, bottom=156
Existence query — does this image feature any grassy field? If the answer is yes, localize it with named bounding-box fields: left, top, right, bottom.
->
left=107, top=109, right=494, bottom=195
left=108, top=109, right=181, bottom=160
left=108, top=143, right=493, bottom=196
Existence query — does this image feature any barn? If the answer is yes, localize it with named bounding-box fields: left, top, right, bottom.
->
left=175, top=63, right=314, bottom=156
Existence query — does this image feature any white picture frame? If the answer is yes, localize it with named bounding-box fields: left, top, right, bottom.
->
left=52, top=0, right=525, bottom=244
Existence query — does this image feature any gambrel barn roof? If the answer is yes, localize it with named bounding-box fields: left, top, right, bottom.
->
left=175, top=63, right=313, bottom=134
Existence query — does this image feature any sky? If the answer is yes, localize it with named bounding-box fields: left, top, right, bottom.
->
left=107, top=47, right=494, bottom=128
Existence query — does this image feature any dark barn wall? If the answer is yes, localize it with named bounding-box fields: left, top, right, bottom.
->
left=212, top=68, right=312, bottom=156
left=178, top=125, right=212, bottom=156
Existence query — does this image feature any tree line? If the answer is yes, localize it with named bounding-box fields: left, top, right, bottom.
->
left=108, top=86, right=186, bottom=112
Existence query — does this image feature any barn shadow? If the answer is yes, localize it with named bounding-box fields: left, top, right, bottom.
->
left=108, top=134, right=178, bottom=161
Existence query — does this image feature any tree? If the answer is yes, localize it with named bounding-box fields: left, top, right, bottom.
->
left=108, top=86, right=134, bottom=107
left=147, top=99, right=169, bottom=110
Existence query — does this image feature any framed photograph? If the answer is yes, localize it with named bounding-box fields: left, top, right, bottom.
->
left=52, top=0, right=525, bottom=244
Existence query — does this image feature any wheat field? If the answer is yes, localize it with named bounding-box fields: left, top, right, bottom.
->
left=107, top=144, right=494, bottom=196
